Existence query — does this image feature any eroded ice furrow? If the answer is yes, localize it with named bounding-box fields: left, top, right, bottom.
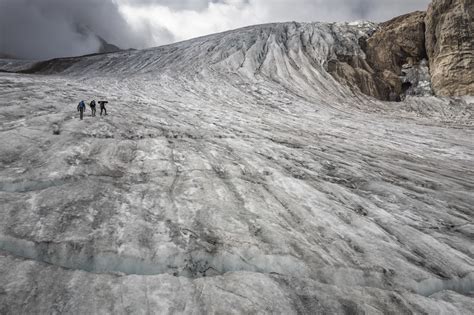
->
left=416, top=273, right=474, bottom=297
left=1, top=237, right=474, bottom=299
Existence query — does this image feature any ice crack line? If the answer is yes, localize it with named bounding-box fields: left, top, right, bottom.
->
left=1, top=234, right=473, bottom=297
left=0, top=235, right=210, bottom=278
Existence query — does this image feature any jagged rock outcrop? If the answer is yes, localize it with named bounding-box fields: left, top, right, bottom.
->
left=326, top=53, right=388, bottom=100
left=328, top=12, right=429, bottom=101
left=98, top=36, right=122, bottom=54
left=425, top=0, right=474, bottom=96
left=366, top=12, right=427, bottom=76
left=331, top=1, right=474, bottom=100
left=365, top=11, right=428, bottom=100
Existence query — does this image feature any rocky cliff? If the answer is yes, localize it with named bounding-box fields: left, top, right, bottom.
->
left=329, top=0, right=472, bottom=101
left=365, top=11, right=429, bottom=100
left=328, top=12, right=432, bottom=101
left=425, top=0, right=474, bottom=96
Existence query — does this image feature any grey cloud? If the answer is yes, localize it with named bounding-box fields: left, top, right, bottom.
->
left=0, top=0, right=432, bottom=60
left=119, top=0, right=219, bottom=11
left=118, top=0, right=250, bottom=11
left=253, top=0, right=431, bottom=23
left=119, top=0, right=430, bottom=22
left=0, top=0, right=173, bottom=60
left=344, top=0, right=431, bottom=21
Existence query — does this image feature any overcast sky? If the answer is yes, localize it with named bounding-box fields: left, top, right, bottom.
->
left=0, top=0, right=431, bottom=60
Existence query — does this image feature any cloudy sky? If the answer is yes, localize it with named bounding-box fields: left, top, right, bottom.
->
left=0, top=0, right=431, bottom=60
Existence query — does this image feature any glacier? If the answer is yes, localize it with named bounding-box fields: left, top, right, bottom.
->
left=0, top=22, right=473, bottom=314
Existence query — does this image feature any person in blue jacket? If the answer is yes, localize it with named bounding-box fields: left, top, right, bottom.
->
left=77, top=100, right=86, bottom=120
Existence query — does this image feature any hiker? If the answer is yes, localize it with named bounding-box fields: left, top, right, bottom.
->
left=90, top=100, right=97, bottom=117
left=77, top=100, right=86, bottom=120
left=98, top=100, right=108, bottom=116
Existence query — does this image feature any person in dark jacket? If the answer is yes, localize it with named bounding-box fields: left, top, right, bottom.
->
left=89, top=100, right=97, bottom=117
left=98, top=100, right=108, bottom=116
left=77, top=100, right=86, bottom=120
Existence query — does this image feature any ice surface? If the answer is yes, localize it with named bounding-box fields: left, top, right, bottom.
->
left=0, top=22, right=473, bottom=314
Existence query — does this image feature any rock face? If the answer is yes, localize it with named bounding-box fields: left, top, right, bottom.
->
left=330, top=0, right=473, bottom=100
left=98, top=36, right=122, bottom=54
left=328, top=12, right=430, bottom=101
left=425, top=0, right=474, bottom=96
left=327, top=53, right=387, bottom=99
left=366, top=12, right=427, bottom=76
left=325, top=22, right=388, bottom=100
left=365, top=11, right=428, bottom=100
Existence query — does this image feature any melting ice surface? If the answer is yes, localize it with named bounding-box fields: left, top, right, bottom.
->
left=0, top=22, right=473, bottom=313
